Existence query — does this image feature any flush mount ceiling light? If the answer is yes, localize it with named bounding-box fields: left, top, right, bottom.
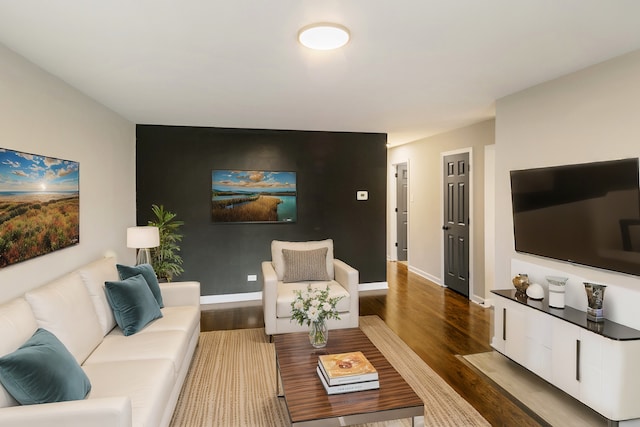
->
left=298, top=23, right=350, bottom=50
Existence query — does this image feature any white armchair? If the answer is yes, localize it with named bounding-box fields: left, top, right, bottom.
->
left=262, top=239, right=359, bottom=336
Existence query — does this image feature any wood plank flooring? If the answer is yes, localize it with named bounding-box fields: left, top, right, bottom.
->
left=200, top=261, right=545, bottom=426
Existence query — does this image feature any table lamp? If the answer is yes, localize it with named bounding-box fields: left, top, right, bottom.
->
left=127, top=226, right=160, bottom=265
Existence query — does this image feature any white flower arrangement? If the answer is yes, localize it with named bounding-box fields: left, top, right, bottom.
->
left=290, top=284, right=343, bottom=326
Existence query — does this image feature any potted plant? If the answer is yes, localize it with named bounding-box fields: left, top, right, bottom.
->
left=148, top=204, right=184, bottom=282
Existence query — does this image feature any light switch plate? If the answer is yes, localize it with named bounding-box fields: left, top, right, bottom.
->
left=357, top=191, right=368, bottom=201
left=248, top=274, right=257, bottom=282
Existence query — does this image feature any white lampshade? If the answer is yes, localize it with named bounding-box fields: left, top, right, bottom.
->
left=298, top=23, right=350, bottom=50
left=126, top=226, right=160, bottom=249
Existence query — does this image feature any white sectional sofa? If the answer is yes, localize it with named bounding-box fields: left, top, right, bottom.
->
left=0, top=256, right=201, bottom=427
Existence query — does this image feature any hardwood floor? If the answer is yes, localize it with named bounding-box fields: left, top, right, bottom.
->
left=200, top=261, right=545, bottom=426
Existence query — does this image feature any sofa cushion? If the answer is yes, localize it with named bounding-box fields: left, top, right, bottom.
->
left=83, top=359, right=175, bottom=427
left=0, top=298, right=39, bottom=409
left=0, top=328, right=91, bottom=405
left=116, top=263, right=164, bottom=308
left=272, top=239, right=334, bottom=281
left=282, top=247, right=331, bottom=282
left=105, top=274, right=163, bottom=336
left=84, top=330, right=189, bottom=377
left=276, top=280, right=351, bottom=318
left=77, top=257, right=120, bottom=336
left=25, top=273, right=103, bottom=364
left=144, top=306, right=200, bottom=334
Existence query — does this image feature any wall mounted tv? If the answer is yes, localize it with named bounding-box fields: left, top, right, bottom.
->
left=510, top=158, right=640, bottom=276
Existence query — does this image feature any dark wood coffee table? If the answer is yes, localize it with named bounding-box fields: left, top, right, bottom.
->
left=274, top=327, right=424, bottom=426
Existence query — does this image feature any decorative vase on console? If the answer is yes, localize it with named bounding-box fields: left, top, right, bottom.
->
left=512, top=273, right=530, bottom=298
left=546, top=276, right=568, bottom=309
left=584, top=282, right=606, bottom=322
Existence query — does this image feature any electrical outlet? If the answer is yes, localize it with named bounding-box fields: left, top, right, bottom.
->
left=247, top=274, right=257, bottom=282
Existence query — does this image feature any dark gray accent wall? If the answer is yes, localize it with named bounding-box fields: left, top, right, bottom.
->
left=136, top=125, right=387, bottom=296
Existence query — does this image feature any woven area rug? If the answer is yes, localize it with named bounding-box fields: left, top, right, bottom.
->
left=169, top=315, right=489, bottom=427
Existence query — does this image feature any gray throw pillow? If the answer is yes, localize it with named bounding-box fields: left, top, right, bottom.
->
left=282, top=248, right=331, bottom=282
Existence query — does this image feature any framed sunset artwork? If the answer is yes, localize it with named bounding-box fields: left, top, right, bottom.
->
left=0, top=147, right=79, bottom=268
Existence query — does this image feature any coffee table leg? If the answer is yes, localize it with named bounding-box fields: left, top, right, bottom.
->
left=411, top=415, right=425, bottom=426
left=276, top=352, right=283, bottom=398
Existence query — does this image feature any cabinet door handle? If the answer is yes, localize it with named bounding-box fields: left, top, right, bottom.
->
left=576, top=339, right=581, bottom=382
left=502, top=308, right=506, bottom=341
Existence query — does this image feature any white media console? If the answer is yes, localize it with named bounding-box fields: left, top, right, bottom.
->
left=491, top=289, right=640, bottom=425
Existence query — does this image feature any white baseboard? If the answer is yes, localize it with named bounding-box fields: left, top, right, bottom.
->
left=471, top=295, right=488, bottom=307
left=408, top=265, right=444, bottom=287
left=408, top=265, right=488, bottom=307
left=200, top=291, right=262, bottom=306
left=199, top=282, right=390, bottom=306
left=358, top=281, right=389, bottom=291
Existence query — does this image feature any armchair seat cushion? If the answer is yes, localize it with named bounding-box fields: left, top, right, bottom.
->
left=275, top=281, right=351, bottom=318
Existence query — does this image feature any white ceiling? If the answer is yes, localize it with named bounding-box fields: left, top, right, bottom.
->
left=1, top=1, right=640, bottom=146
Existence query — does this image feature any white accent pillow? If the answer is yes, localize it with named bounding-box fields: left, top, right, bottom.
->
left=271, top=239, right=334, bottom=281
left=25, top=273, right=103, bottom=365
left=78, top=257, right=119, bottom=335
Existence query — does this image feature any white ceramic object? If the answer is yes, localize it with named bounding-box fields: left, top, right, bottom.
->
left=526, top=282, right=544, bottom=300
left=547, top=276, right=568, bottom=308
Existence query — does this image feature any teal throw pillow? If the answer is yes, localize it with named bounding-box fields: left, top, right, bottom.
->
left=0, top=328, right=91, bottom=405
left=117, top=263, right=164, bottom=308
left=105, top=274, right=163, bottom=336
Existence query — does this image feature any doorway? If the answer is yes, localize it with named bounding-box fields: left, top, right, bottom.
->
left=396, top=163, right=408, bottom=262
left=442, top=152, right=470, bottom=297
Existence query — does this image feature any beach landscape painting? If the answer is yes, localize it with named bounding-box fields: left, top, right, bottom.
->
left=0, top=148, right=79, bottom=268
left=212, top=170, right=296, bottom=223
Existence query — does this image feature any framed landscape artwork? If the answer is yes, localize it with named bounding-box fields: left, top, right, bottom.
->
left=211, top=170, right=297, bottom=223
left=0, top=148, right=80, bottom=268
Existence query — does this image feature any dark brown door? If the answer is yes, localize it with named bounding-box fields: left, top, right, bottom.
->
left=443, top=152, right=469, bottom=297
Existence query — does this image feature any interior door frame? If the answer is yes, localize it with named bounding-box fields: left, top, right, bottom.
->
left=440, top=147, right=476, bottom=302
left=396, top=162, right=408, bottom=262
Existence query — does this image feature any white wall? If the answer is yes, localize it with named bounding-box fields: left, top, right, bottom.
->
left=387, top=119, right=494, bottom=302
left=0, top=43, right=136, bottom=303
left=494, top=48, right=640, bottom=328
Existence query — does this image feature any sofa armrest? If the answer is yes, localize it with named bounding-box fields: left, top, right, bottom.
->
left=262, top=261, right=278, bottom=336
left=0, top=397, right=132, bottom=427
left=160, top=281, right=201, bottom=307
left=333, top=259, right=359, bottom=319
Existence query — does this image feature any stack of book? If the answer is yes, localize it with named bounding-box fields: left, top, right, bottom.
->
left=316, top=351, right=379, bottom=394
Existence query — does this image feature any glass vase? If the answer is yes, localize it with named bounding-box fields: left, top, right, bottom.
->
left=309, top=320, right=328, bottom=348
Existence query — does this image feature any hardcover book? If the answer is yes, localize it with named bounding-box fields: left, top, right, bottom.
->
left=316, top=366, right=380, bottom=394
left=317, top=351, right=378, bottom=386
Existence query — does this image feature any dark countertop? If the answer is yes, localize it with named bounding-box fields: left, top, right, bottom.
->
left=492, top=289, right=640, bottom=341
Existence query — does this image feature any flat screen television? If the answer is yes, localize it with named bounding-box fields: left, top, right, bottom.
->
left=510, top=158, right=640, bottom=276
